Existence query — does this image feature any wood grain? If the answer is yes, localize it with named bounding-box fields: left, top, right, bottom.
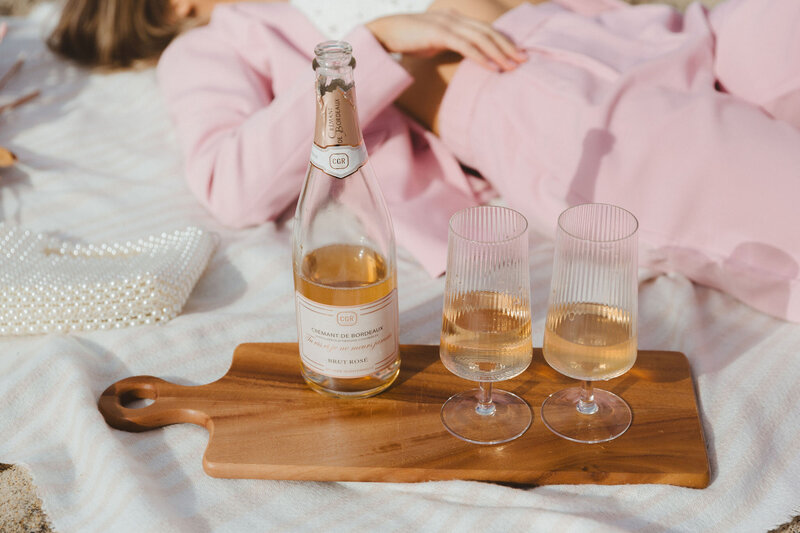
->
left=98, top=344, right=710, bottom=487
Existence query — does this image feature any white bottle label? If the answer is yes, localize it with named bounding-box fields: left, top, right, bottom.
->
left=309, top=144, right=367, bottom=179
left=295, top=289, right=398, bottom=378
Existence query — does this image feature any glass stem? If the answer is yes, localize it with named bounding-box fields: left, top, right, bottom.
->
left=475, top=381, right=496, bottom=416
left=577, top=380, right=599, bottom=415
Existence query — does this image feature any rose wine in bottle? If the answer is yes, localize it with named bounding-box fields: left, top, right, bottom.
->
left=292, top=41, right=400, bottom=398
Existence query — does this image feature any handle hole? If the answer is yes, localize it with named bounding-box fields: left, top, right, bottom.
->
left=120, top=388, right=156, bottom=409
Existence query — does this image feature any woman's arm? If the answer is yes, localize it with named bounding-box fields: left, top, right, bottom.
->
left=395, top=0, right=546, bottom=133
left=158, top=5, right=524, bottom=228
left=157, top=8, right=414, bottom=228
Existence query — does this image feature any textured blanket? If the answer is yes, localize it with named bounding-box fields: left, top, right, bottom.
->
left=1, top=1, right=798, bottom=533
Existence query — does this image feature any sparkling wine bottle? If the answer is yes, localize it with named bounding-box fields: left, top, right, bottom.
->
left=292, top=41, right=400, bottom=398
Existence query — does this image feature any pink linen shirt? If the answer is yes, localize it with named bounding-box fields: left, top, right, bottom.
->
left=157, top=3, right=481, bottom=276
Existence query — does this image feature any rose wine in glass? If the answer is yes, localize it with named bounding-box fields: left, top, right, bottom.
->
left=441, top=290, right=532, bottom=382
left=439, top=206, right=533, bottom=445
left=543, top=302, right=637, bottom=381
left=541, top=203, right=638, bottom=444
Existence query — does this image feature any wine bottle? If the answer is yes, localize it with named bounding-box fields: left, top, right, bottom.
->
left=292, top=41, right=400, bottom=398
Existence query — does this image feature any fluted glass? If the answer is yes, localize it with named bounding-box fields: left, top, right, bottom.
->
left=541, top=203, right=639, bottom=443
left=439, top=206, right=533, bottom=445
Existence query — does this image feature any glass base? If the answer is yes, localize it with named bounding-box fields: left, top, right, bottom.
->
left=441, top=388, right=532, bottom=445
left=540, top=387, right=632, bottom=444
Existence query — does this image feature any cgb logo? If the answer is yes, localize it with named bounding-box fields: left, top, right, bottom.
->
left=337, top=311, right=358, bottom=326
left=329, top=153, right=349, bottom=170
left=310, top=144, right=365, bottom=179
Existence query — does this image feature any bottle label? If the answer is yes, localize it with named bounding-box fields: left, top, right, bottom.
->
left=295, top=289, right=398, bottom=378
left=309, top=144, right=367, bottom=179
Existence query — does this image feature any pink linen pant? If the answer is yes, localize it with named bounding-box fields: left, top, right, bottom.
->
left=438, top=0, right=800, bottom=322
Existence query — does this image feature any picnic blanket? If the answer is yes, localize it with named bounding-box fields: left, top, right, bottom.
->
left=1, top=2, right=799, bottom=532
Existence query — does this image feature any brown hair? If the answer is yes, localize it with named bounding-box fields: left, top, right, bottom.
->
left=48, top=0, right=183, bottom=69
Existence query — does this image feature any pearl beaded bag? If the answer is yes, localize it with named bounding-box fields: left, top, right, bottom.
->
left=0, top=225, right=216, bottom=335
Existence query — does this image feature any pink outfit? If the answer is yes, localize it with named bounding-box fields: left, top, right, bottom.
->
left=157, top=4, right=481, bottom=276
left=438, top=0, right=800, bottom=322
left=159, top=0, right=800, bottom=322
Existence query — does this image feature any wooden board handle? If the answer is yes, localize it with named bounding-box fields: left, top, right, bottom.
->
left=98, top=376, right=210, bottom=432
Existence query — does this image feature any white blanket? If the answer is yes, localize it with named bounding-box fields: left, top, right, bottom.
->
left=1, top=4, right=799, bottom=532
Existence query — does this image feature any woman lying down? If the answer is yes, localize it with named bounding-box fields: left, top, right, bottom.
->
left=49, top=0, right=800, bottom=322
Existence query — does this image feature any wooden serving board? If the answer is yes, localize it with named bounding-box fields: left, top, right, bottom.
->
left=98, top=344, right=710, bottom=488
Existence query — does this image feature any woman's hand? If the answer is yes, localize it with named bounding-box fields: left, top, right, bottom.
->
left=365, top=11, right=526, bottom=71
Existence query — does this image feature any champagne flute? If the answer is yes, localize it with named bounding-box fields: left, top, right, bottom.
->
left=541, top=203, right=639, bottom=444
left=440, top=206, right=533, bottom=445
